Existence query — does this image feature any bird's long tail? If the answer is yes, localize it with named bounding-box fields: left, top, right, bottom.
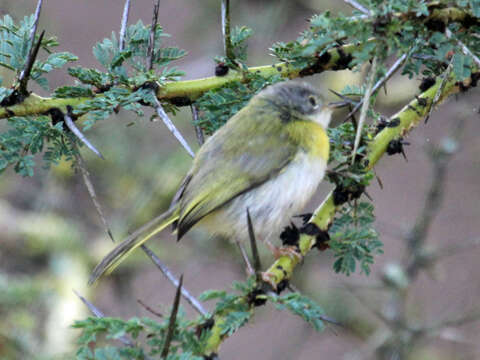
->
left=88, top=208, right=178, bottom=285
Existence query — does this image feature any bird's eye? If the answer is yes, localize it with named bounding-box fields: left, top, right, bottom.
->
left=308, top=95, right=318, bottom=108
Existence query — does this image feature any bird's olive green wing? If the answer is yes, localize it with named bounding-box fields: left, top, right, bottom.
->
left=175, top=104, right=297, bottom=239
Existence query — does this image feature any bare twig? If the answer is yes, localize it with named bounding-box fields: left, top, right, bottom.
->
left=137, top=298, right=163, bottom=318
left=72, top=142, right=115, bottom=242
left=152, top=95, right=195, bottom=157
left=345, top=53, right=408, bottom=121
left=344, top=0, right=371, bottom=15
left=18, top=30, right=44, bottom=94
left=141, top=244, right=207, bottom=316
left=161, top=275, right=183, bottom=359
left=351, top=56, right=377, bottom=164
left=190, top=104, right=204, bottom=145
left=406, top=137, right=457, bottom=277
left=246, top=208, right=262, bottom=276
left=118, top=0, right=131, bottom=52
left=221, top=0, right=233, bottom=60
left=64, top=107, right=104, bottom=159
left=446, top=28, right=480, bottom=68
left=148, top=0, right=160, bottom=71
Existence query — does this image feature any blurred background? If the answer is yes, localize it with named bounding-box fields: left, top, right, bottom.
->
left=0, top=1, right=479, bottom=359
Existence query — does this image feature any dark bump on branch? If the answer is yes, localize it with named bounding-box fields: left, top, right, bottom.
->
left=386, top=138, right=410, bottom=161
left=299, top=51, right=333, bottom=77
left=279, top=223, right=300, bottom=247
left=47, top=107, right=67, bottom=128
left=300, top=222, right=320, bottom=236
left=0, top=89, right=27, bottom=107
left=195, top=318, right=215, bottom=338
left=299, top=222, right=330, bottom=251
left=333, top=183, right=365, bottom=206
left=215, top=62, right=229, bottom=76
left=419, top=77, right=436, bottom=92
left=332, top=47, right=353, bottom=70
left=388, top=117, right=401, bottom=127
left=170, top=96, right=193, bottom=106
left=314, top=230, right=331, bottom=251
left=276, top=279, right=289, bottom=294
left=246, top=288, right=267, bottom=307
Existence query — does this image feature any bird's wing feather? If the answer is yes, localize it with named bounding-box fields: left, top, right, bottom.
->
left=176, top=105, right=297, bottom=239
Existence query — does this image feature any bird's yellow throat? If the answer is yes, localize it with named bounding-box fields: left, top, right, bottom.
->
left=286, top=120, right=330, bottom=161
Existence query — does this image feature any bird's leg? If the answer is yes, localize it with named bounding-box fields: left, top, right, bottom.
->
left=261, top=238, right=303, bottom=290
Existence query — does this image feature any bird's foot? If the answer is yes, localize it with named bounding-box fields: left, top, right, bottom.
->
left=265, top=240, right=302, bottom=262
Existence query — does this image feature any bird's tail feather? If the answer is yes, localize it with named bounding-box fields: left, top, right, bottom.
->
left=88, top=208, right=178, bottom=285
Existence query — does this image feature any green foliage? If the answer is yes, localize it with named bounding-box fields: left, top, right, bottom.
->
left=0, top=115, right=76, bottom=176
left=271, top=1, right=479, bottom=83
left=329, top=202, right=383, bottom=275
left=269, top=293, right=325, bottom=331
left=65, top=20, right=186, bottom=128
left=73, top=314, right=205, bottom=360
left=0, top=16, right=186, bottom=176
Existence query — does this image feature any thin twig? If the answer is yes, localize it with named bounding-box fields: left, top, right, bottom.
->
left=28, top=0, right=43, bottom=47
left=161, top=275, right=183, bottom=359
left=221, top=0, right=233, bottom=60
left=190, top=104, right=204, bottom=145
left=148, top=0, right=160, bottom=71
left=137, top=299, right=163, bottom=318
left=246, top=208, right=262, bottom=276
left=152, top=95, right=195, bottom=157
left=345, top=53, right=408, bottom=121
left=446, top=28, right=480, bottom=68
left=351, top=56, right=377, bottom=164
left=344, top=0, right=371, bottom=15
left=236, top=241, right=254, bottom=276
left=17, top=0, right=43, bottom=92
left=18, top=30, right=44, bottom=94
left=72, top=142, right=115, bottom=242
left=118, top=0, right=131, bottom=52
left=426, top=59, right=453, bottom=123
left=141, top=244, right=207, bottom=316
left=406, top=136, right=457, bottom=277
left=64, top=107, right=104, bottom=159
left=343, top=282, right=395, bottom=330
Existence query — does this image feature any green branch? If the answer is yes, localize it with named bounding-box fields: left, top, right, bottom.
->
left=0, top=43, right=358, bottom=120
left=200, top=71, right=479, bottom=357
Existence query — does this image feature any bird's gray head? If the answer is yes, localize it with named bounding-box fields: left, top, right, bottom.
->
left=258, top=81, right=332, bottom=128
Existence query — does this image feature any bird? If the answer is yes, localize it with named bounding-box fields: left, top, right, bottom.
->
left=89, top=80, right=335, bottom=285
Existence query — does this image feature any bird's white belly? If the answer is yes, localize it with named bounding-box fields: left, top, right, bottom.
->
left=199, top=151, right=327, bottom=243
